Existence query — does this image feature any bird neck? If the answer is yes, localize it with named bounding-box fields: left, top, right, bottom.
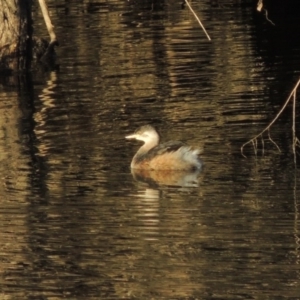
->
left=139, top=138, right=159, bottom=154
left=132, top=137, right=159, bottom=166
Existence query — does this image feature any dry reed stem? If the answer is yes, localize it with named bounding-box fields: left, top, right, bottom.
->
left=184, top=0, right=211, bottom=41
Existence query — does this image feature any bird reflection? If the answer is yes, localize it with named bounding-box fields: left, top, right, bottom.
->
left=131, top=168, right=202, bottom=187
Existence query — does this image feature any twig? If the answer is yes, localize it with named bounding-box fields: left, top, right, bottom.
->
left=252, top=139, right=257, bottom=156
left=265, top=10, right=275, bottom=26
left=38, top=0, right=57, bottom=44
left=257, top=0, right=275, bottom=26
left=293, top=88, right=297, bottom=163
left=268, top=129, right=281, bottom=153
left=241, top=78, right=300, bottom=157
left=261, top=135, right=265, bottom=155
left=184, top=0, right=211, bottom=41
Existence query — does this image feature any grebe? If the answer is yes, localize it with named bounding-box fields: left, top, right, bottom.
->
left=126, top=125, right=202, bottom=170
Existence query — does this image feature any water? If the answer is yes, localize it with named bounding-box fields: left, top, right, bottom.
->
left=1, top=0, right=300, bottom=299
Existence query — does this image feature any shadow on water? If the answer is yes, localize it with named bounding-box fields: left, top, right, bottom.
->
left=0, top=0, right=300, bottom=299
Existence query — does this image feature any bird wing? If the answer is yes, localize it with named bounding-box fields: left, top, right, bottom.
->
left=147, top=141, right=186, bottom=158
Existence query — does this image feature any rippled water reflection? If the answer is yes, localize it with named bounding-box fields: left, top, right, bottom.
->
left=0, top=0, right=300, bottom=299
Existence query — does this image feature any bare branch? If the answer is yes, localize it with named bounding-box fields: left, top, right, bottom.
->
left=241, top=78, right=300, bottom=157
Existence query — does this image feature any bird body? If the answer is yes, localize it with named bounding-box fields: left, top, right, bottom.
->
left=126, top=125, right=202, bottom=171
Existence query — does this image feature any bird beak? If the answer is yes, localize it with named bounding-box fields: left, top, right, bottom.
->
left=125, top=134, right=136, bottom=139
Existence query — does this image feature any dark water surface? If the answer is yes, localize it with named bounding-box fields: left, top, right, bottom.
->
left=1, top=0, right=300, bottom=299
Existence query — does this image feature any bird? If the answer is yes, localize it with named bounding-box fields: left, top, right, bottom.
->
left=126, top=125, right=202, bottom=170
